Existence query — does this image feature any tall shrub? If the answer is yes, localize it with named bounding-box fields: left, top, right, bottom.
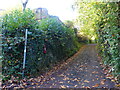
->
left=2, top=9, right=38, bottom=80
left=74, top=1, right=120, bottom=81
left=25, top=16, right=80, bottom=76
left=94, top=2, right=120, bottom=79
left=1, top=9, right=80, bottom=80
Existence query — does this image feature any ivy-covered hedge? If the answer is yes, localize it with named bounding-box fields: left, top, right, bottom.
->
left=2, top=9, right=37, bottom=80
left=74, top=1, right=120, bottom=81
left=94, top=2, right=120, bottom=81
left=1, top=9, right=80, bottom=80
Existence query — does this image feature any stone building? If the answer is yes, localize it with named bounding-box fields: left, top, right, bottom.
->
left=33, top=7, right=49, bottom=20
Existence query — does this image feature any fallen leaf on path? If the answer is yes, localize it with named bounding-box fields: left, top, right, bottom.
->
left=14, top=86, right=20, bottom=89
left=111, top=79, right=116, bottom=82
left=52, top=83, right=55, bottom=85
left=92, top=84, right=99, bottom=87
left=63, top=77, right=69, bottom=80
left=60, top=85, right=66, bottom=88
left=84, top=80, right=90, bottom=83
left=19, top=84, right=24, bottom=88
left=67, top=81, right=70, bottom=83
left=85, top=86, right=90, bottom=88
left=51, top=77, right=55, bottom=80
left=74, top=85, right=78, bottom=87
left=100, top=79, right=106, bottom=85
left=73, top=78, right=80, bottom=81
left=101, top=82, right=105, bottom=85
left=115, top=84, right=120, bottom=87
left=92, top=71, right=98, bottom=74
left=96, top=78, right=99, bottom=80
left=31, top=83, right=35, bottom=85
left=106, top=74, right=113, bottom=79
left=82, top=86, right=85, bottom=88
left=66, top=86, right=69, bottom=88
left=28, top=78, right=34, bottom=82
left=23, top=83, right=29, bottom=86
left=95, top=66, right=99, bottom=68
left=81, top=83, right=84, bottom=85
left=58, top=74, right=64, bottom=77
left=50, top=86, right=52, bottom=88
left=101, top=79, right=106, bottom=81
left=37, top=86, right=40, bottom=88
left=80, top=65, right=86, bottom=67
left=59, top=82, right=63, bottom=84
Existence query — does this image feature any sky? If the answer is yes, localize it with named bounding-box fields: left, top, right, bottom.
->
left=0, top=0, right=76, bottom=21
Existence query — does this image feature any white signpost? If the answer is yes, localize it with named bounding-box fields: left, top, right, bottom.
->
left=21, top=0, right=29, bottom=78
left=22, top=29, right=28, bottom=78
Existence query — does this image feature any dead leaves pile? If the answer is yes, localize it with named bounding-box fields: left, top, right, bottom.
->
left=98, top=56, right=120, bottom=88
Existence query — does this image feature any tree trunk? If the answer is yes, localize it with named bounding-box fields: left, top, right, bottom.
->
left=22, top=0, right=29, bottom=11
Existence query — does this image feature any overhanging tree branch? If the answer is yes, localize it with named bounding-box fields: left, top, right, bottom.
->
left=21, top=0, right=29, bottom=11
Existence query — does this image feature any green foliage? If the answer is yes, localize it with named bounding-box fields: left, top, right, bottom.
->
left=74, top=1, right=120, bottom=81
left=74, top=1, right=97, bottom=40
left=1, top=9, right=80, bottom=81
left=25, top=17, right=80, bottom=76
left=64, top=20, right=74, bottom=29
left=2, top=9, right=38, bottom=80
left=94, top=2, right=120, bottom=78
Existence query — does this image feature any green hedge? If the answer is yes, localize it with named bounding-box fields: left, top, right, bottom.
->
left=1, top=9, right=80, bottom=80
left=74, top=1, right=120, bottom=81
left=94, top=2, right=120, bottom=80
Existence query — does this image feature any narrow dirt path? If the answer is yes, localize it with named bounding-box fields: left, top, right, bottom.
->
left=27, top=44, right=115, bottom=88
